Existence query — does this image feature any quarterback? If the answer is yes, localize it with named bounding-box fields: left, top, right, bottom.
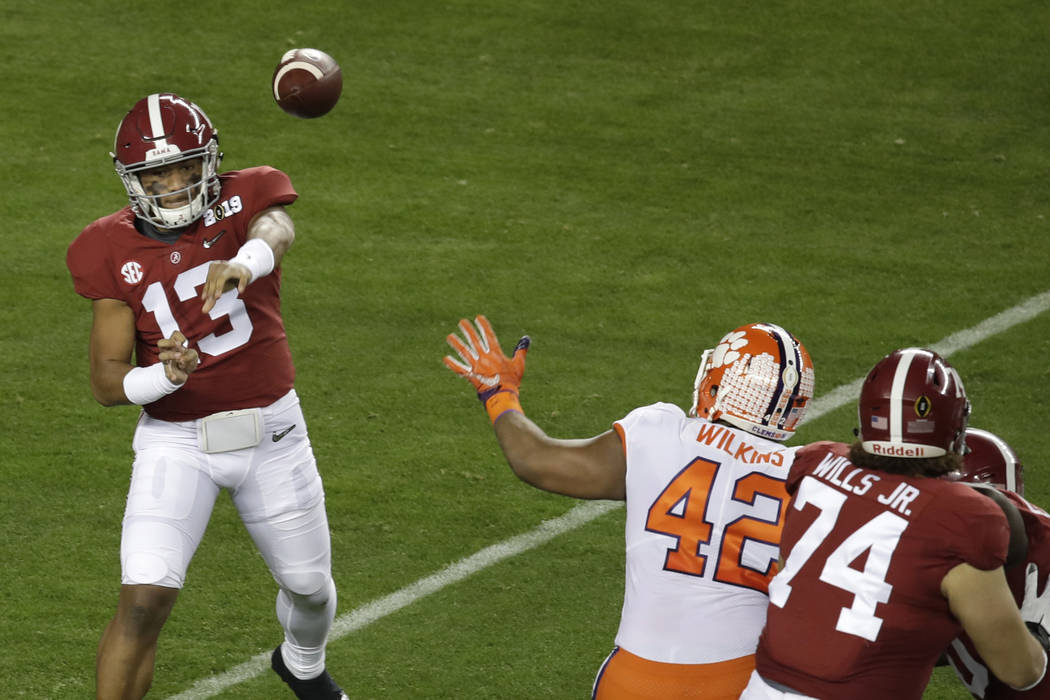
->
left=444, top=316, right=815, bottom=699
left=66, top=93, right=346, bottom=700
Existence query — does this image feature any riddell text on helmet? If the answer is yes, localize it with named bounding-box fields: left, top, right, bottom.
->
left=867, top=443, right=938, bottom=458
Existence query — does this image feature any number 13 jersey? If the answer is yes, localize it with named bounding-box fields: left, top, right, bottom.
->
left=612, top=402, right=799, bottom=664
left=66, top=167, right=298, bottom=422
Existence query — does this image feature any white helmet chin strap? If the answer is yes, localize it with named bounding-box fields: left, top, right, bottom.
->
left=128, top=175, right=208, bottom=229
left=148, top=194, right=203, bottom=229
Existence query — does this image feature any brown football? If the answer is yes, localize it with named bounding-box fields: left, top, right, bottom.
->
left=272, top=48, right=342, bottom=119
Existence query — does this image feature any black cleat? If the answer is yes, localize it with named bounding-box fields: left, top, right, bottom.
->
left=271, top=645, right=349, bottom=700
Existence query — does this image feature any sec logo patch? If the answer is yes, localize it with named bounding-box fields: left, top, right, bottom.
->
left=120, top=261, right=143, bottom=284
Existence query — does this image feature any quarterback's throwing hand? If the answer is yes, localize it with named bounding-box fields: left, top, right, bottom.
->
left=444, top=315, right=530, bottom=401
left=200, top=260, right=251, bottom=314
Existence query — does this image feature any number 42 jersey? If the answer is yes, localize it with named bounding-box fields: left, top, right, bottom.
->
left=755, top=441, right=1010, bottom=700
left=66, top=167, right=298, bottom=422
left=612, top=403, right=800, bottom=664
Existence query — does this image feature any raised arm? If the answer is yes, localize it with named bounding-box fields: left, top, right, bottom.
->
left=444, top=315, right=626, bottom=501
left=244, top=205, right=295, bottom=263
left=200, top=205, right=294, bottom=313
left=492, top=413, right=626, bottom=499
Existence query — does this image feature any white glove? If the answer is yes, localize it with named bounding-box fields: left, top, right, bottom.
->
left=1021, top=563, right=1050, bottom=648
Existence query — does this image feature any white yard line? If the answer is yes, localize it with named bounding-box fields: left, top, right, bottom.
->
left=167, top=289, right=1050, bottom=699
left=804, top=288, right=1050, bottom=423
left=166, top=501, right=621, bottom=699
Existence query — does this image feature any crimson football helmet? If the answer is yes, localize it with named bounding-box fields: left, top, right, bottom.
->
left=689, top=322, right=814, bottom=441
left=952, top=427, right=1025, bottom=495
left=857, top=348, right=969, bottom=458
left=111, top=93, right=222, bottom=229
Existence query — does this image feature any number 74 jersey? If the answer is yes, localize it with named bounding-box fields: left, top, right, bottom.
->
left=755, top=441, right=1010, bottom=700
left=612, top=402, right=800, bottom=665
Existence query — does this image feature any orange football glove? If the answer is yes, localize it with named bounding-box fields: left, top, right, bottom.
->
left=444, top=315, right=531, bottom=422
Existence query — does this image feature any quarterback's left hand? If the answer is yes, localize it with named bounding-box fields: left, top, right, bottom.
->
left=157, top=331, right=199, bottom=384
left=444, top=315, right=530, bottom=401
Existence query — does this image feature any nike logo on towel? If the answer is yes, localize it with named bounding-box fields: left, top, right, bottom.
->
left=272, top=425, right=296, bottom=442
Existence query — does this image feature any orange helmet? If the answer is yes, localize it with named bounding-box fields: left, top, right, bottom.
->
left=690, top=323, right=814, bottom=441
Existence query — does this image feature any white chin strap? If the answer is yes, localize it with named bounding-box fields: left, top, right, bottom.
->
left=151, top=198, right=202, bottom=229
left=132, top=178, right=207, bottom=229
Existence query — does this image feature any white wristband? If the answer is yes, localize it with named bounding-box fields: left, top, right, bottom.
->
left=123, top=363, right=181, bottom=405
left=228, top=238, right=275, bottom=283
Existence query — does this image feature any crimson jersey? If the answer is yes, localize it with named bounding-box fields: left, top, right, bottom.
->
left=67, top=167, right=298, bottom=421
left=755, top=441, right=1010, bottom=700
left=946, top=490, right=1050, bottom=699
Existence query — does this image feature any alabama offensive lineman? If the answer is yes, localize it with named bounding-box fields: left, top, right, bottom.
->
left=741, top=349, right=1050, bottom=699
left=945, top=428, right=1050, bottom=699
left=66, top=93, right=346, bottom=700
left=444, top=317, right=814, bottom=699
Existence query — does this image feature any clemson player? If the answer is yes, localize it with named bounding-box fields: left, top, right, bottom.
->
left=444, top=316, right=815, bottom=699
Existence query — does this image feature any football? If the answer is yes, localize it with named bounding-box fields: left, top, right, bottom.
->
left=272, top=48, right=342, bottom=119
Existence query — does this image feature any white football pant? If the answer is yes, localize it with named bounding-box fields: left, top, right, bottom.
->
left=120, top=389, right=336, bottom=676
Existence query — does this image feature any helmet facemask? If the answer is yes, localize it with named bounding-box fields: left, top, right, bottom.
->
left=689, top=347, right=715, bottom=419
left=115, top=141, right=220, bottom=229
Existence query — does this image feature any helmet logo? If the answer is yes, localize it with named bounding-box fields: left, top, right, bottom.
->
left=710, top=331, right=748, bottom=368
left=187, top=122, right=207, bottom=145
left=914, top=395, right=932, bottom=417
left=120, top=261, right=143, bottom=284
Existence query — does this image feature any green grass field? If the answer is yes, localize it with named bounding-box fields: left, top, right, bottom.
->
left=5, top=1, right=1050, bottom=697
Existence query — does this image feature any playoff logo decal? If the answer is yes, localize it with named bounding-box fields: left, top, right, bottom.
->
left=914, top=395, right=932, bottom=417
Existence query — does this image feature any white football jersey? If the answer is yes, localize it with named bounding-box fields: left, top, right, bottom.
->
left=613, top=402, right=799, bottom=664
